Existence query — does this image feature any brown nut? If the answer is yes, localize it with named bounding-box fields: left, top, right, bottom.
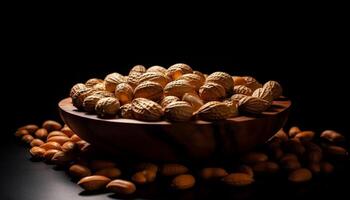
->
left=252, top=87, right=274, bottom=102
left=104, top=72, right=126, bottom=93
left=167, top=63, right=193, bottom=80
left=78, top=175, right=111, bottom=191
left=70, top=134, right=82, bottom=142
left=134, top=81, right=163, bottom=102
left=164, top=80, right=196, bottom=98
left=230, top=94, right=248, bottom=103
left=252, top=161, right=279, bottom=173
left=30, top=139, right=45, bottom=147
left=119, top=103, right=134, bottom=119
left=283, top=138, right=306, bottom=155
left=194, top=101, right=238, bottom=120
left=178, top=73, right=205, bottom=91
left=22, top=134, right=34, bottom=144
left=295, top=131, right=315, bottom=142
left=106, top=179, right=136, bottom=194
left=69, top=164, right=92, bottom=179
left=83, top=94, right=105, bottom=113
left=60, top=125, right=75, bottom=137
left=34, top=128, right=48, bottom=140
left=43, top=149, right=60, bottom=161
left=238, top=96, right=271, bottom=114
left=206, top=72, right=234, bottom=95
left=47, top=131, right=67, bottom=139
left=40, top=142, right=62, bottom=151
left=132, top=98, right=164, bottom=121
left=308, top=162, right=321, bottom=174
left=320, top=130, right=345, bottom=142
left=18, top=124, right=39, bottom=134
left=147, top=65, right=167, bottom=74
left=70, top=83, right=87, bottom=98
left=95, top=167, right=121, bottom=179
left=222, top=173, right=254, bottom=186
left=138, top=72, right=169, bottom=87
left=131, top=171, right=147, bottom=184
left=200, top=167, right=228, bottom=180
left=15, top=129, right=30, bottom=138
left=42, top=120, right=62, bottom=132
left=199, top=82, right=226, bottom=101
left=242, top=76, right=262, bottom=91
left=241, top=152, right=269, bottom=164
left=288, top=126, right=301, bottom=138
left=324, top=145, right=348, bottom=156
left=95, top=97, right=120, bottom=118
left=171, top=174, right=196, bottom=190
left=115, top=83, right=134, bottom=105
left=160, top=96, right=180, bottom=108
left=89, top=160, right=116, bottom=171
left=263, top=80, right=283, bottom=99
left=30, top=146, right=46, bottom=159
left=182, top=93, right=204, bottom=111
left=234, top=85, right=253, bottom=96
left=274, top=129, right=289, bottom=141
left=232, top=76, right=247, bottom=86
left=47, top=136, right=71, bottom=145
left=161, top=163, right=189, bottom=176
left=62, top=141, right=79, bottom=153
left=85, top=78, right=103, bottom=88
left=71, top=88, right=96, bottom=110
left=130, top=65, right=146, bottom=74
left=288, top=168, right=312, bottom=183
left=51, top=151, right=75, bottom=165
left=164, top=101, right=194, bottom=121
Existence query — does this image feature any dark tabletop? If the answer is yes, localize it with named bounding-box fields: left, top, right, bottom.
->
left=1, top=134, right=349, bottom=200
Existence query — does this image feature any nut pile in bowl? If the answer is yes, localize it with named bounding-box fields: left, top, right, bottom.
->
left=70, top=63, right=283, bottom=121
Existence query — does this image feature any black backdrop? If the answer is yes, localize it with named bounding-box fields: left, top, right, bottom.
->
left=4, top=55, right=349, bottom=139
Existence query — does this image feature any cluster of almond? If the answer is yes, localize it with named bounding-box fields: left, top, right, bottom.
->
left=70, top=63, right=283, bottom=121
left=16, top=122, right=348, bottom=196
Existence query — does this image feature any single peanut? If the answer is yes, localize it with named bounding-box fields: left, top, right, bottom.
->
left=78, top=175, right=111, bottom=191
left=106, top=179, right=136, bottom=194
left=222, top=173, right=254, bottom=186
left=171, top=174, right=196, bottom=190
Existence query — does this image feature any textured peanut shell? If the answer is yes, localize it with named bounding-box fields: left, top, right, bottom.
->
left=131, top=98, right=164, bottom=121
left=206, top=72, right=234, bottom=94
left=199, top=82, right=226, bottom=101
left=92, top=82, right=106, bottom=91
left=95, top=97, right=120, bottom=117
left=164, top=101, right=194, bottom=121
left=85, top=78, right=103, bottom=88
left=129, top=65, right=146, bottom=74
left=252, top=87, right=274, bottom=102
left=167, top=63, right=193, bottom=80
left=194, top=101, right=238, bottom=120
left=120, top=103, right=134, bottom=119
left=83, top=94, right=105, bottom=113
left=70, top=83, right=87, bottom=97
left=134, top=81, right=164, bottom=102
left=178, top=73, right=205, bottom=91
left=160, top=96, right=180, bottom=108
left=238, top=96, right=271, bottom=114
left=115, top=83, right=134, bottom=105
left=233, top=85, right=253, bottom=96
left=104, top=73, right=126, bottom=93
left=126, top=72, right=142, bottom=89
left=230, top=94, right=248, bottom=103
left=147, top=65, right=167, bottom=74
left=243, top=76, right=262, bottom=91
left=72, top=88, right=96, bottom=110
left=164, top=80, right=195, bottom=98
left=182, top=93, right=203, bottom=111
left=264, top=80, right=283, bottom=99
left=232, top=76, right=247, bottom=86
left=138, top=72, right=169, bottom=87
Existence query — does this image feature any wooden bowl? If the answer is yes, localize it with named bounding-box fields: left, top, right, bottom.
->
left=59, top=98, right=291, bottom=162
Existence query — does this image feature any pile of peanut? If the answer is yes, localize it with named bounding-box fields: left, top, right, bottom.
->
left=15, top=121, right=348, bottom=195
left=70, top=64, right=283, bottom=121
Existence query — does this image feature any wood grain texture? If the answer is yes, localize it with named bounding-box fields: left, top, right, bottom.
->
left=59, top=97, right=291, bottom=162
